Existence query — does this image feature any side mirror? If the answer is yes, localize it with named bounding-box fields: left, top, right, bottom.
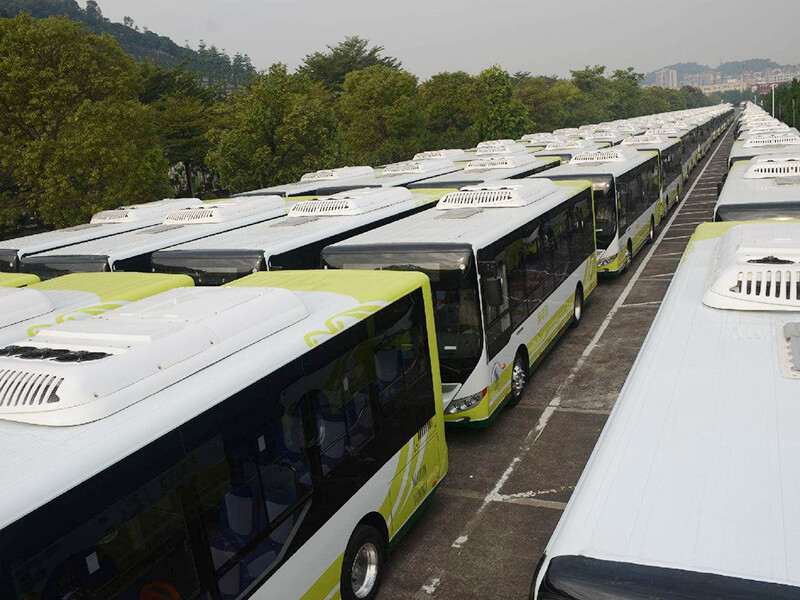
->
left=483, top=277, right=504, bottom=307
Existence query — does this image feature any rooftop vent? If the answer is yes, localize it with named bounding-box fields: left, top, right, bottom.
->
left=162, top=196, right=286, bottom=225
left=570, top=146, right=641, bottom=164
left=744, top=156, right=800, bottom=179
left=553, top=128, right=580, bottom=137
left=521, top=133, right=556, bottom=143
left=437, top=180, right=558, bottom=210
left=703, top=223, right=800, bottom=311
left=743, top=134, right=800, bottom=149
left=622, top=135, right=668, bottom=146
left=0, top=288, right=54, bottom=329
left=778, top=323, right=800, bottom=379
left=588, top=129, right=620, bottom=140
left=299, top=166, right=374, bottom=182
left=413, top=149, right=467, bottom=161
left=475, top=141, right=527, bottom=156
left=379, top=158, right=455, bottom=176
left=287, top=187, right=412, bottom=217
left=90, top=198, right=200, bottom=224
left=464, top=154, right=539, bottom=171
left=0, top=287, right=308, bottom=425
left=544, top=139, right=594, bottom=151
left=646, top=127, right=680, bottom=136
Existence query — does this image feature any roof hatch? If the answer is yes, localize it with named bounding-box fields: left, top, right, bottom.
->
left=299, top=166, right=374, bottom=182
left=90, top=198, right=201, bottom=224
left=622, top=135, right=668, bottom=146
left=570, top=147, right=641, bottom=164
left=475, top=141, right=527, bottom=156
left=743, top=133, right=800, bottom=149
left=0, top=288, right=54, bottom=329
left=521, top=133, right=556, bottom=143
left=703, top=223, right=800, bottom=311
left=544, top=139, right=593, bottom=151
left=464, top=154, right=540, bottom=171
left=413, top=149, right=467, bottom=161
left=437, top=180, right=558, bottom=210
left=287, top=187, right=412, bottom=217
left=0, top=287, right=308, bottom=425
left=162, top=196, right=287, bottom=225
left=379, top=158, right=455, bottom=176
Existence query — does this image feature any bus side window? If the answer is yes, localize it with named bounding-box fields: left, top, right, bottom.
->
left=180, top=360, right=312, bottom=598
left=5, top=433, right=202, bottom=600
left=523, top=220, right=552, bottom=312
left=370, top=292, right=436, bottom=456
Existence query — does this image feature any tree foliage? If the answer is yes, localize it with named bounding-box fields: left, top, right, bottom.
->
left=299, top=36, right=401, bottom=92
left=0, top=14, right=170, bottom=229
left=205, top=64, right=339, bottom=193
left=475, top=66, right=531, bottom=140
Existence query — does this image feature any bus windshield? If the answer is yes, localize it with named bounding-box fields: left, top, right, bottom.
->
left=323, top=245, right=483, bottom=385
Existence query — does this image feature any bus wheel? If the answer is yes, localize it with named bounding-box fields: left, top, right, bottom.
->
left=624, top=241, right=633, bottom=271
left=342, top=523, right=385, bottom=600
left=648, top=218, right=655, bottom=244
left=571, top=286, right=584, bottom=328
left=509, top=350, right=528, bottom=406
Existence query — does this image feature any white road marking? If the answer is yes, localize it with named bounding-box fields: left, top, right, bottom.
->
left=451, top=535, right=469, bottom=548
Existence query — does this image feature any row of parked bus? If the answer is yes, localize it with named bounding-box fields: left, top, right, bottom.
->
left=530, top=102, right=800, bottom=599
left=0, top=104, right=734, bottom=600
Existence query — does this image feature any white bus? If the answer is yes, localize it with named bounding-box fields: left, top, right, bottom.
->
left=20, top=196, right=291, bottom=279
left=534, top=139, right=605, bottom=165
left=728, top=131, right=800, bottom=169
left=0, top=198, right=200, bottom=273
left=534, top=146, right=661, bottom=274
left=323, top=179, right=597, bottom=425
left=622, top=134, right=685, bottom=212
left=715, top=153, right=800, bottom=221
left=150, top=188, right=438, bottom=285
left=531, top=221, right=800, bottom=599
left=0, top=269, right=447, bottom=600
left=0, top=272, right=192, bottom=346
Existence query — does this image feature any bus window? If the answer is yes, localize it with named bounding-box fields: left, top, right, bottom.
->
left=523, top=220, right=553, bottom=313
left=7, top=435, right=201, bottom=600
left=592, top=179, right=617, bottom=251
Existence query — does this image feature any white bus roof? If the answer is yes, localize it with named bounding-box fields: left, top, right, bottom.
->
left=0, top=272, right=192, bottom=347
left=621, top=134, right=682, bottom=153
left=151, top=188, right=433, bottom=260
left=323, top=179, right=591, bottom=252
left=20, top=196, right=291, bottom=270
left=531, top=147, right=657, bottom=180
left=406, top=155, right=559, bottom=189
left=0, top=269, right=430, bottom=532
left=729, top=132, right=800, bottom=166
left=715, top=155, right=800, bottom=219
left=237, top=166, right=376, bottom=197
left=323, top=158, right=461, bottom=188
left=0, top=198, right=201, bottom=266
left=540, top=221, right=800, bottom=594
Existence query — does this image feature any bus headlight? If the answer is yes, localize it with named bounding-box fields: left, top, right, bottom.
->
left=445, top=389, right=487, bottom=414
left=597, top=254, right=617, bottom=267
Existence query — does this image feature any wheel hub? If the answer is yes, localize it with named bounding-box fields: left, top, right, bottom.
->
left=351, top=542, right=379, bottom=598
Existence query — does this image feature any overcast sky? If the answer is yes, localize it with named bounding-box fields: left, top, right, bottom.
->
left=91, top=0, right=800, bottom=78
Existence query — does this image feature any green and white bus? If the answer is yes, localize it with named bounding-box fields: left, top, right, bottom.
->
left=622, top=134, right=685, bottom=212
left=0, top=269, right=447, bottom=600
left=323, top=179, right=597, bottom=426
left=535, top=146, right=660, bottom=274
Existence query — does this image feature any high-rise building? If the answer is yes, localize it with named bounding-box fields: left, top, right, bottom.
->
left=654, top=68, right=679, bottom=89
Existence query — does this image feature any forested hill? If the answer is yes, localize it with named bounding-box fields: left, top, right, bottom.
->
left=0, top=0, right=255, bottom=89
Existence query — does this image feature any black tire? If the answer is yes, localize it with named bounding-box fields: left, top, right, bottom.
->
left=508, top=350, right=528, bottom=407
left=648, top=218, right=655, bottom=244
left=624, top=241, right=633, bottom=272
left=571, top=286, right=584, bottom=328
left=341, top=523, right=386, bottom=600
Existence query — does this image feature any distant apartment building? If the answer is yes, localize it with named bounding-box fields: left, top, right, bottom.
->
left=699, top=80, right=750, bottom=94
left=654, top=68, right=679, bottom=89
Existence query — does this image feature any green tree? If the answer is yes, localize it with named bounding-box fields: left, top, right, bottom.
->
left=0, top=15, right=170, bottom=229
left=337, top=65, right=423, bottom=165
left=299, top=36, right=401, bottom=92
left=474, top=65, right=531, bottom=140
left=419, top=71, right=481, bottom=149
left=609, top=68, right=644, bottom=119
left=206, top=64, right=339, bottom=193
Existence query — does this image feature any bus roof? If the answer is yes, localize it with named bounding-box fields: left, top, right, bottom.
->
left=621, top=134, right=682, bottom=153
left=716, top=155, right=800, bottom=218
left=324, top=158, right=461, bottom=188
left=20, top=196, right=291, bottom=270
left=0, top=198, right=201, bottom=266
left=406, top=156, right=559, bottom=189
left=0, top=269, right=430, bottom=531
left=0, top=272, right=193, bottom=346
left=323, top=179, right=591, bottom=252
left=0, top=273, right=39, bottom=288
left=541, top=221, right=800, bottom=593
left=150, top=188, right=434, bottom=259
left=531, top=148, right=657, bottom=180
